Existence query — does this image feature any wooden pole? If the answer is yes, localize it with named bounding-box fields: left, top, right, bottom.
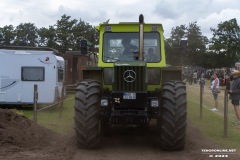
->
left=33, top=84, right=38, bottom=124
left=200, top=84, right=203, bottom=119
left=223, top=90, right=228, bottom=138
left=59, top=83, right=65, bottom=118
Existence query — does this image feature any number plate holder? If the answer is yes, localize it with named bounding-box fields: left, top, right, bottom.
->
left=123, top=93, right=136, bottom=99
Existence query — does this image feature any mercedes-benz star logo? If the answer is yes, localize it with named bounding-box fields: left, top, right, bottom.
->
left=123, top=70, right=136, bottom=82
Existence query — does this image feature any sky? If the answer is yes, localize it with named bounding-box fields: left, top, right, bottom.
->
left=0, top=0, right=240, bottom=38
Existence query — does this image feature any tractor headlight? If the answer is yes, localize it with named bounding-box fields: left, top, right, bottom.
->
left=147, top=68, right=160, bottom=85
left=101, top=99, right=108, bottom=106
left=103, top=68, right=114, bottom=84
left=151, top=99, right=159, bottom=107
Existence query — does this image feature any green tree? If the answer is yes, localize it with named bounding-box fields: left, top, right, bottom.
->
left=185, top=22, right=208, bottom=66
left=14, top=23, right=38, bottom=46
left=38, top=26, right=57, bottom=48
left=165, top=22, right=208, bottom=67
left=72, top=19, right=99, bottom=53
left=52, top=14, right=98, bottom=54
left=55, top=14, right=78, bottom=54
left=210, top=18, right=240, bottom=67
left=0, top=25, right=16, bottom=45
left=165, top=25, right=187, bottom=66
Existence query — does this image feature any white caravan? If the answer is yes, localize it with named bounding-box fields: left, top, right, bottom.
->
left=0, top=48, right=65, bottom=105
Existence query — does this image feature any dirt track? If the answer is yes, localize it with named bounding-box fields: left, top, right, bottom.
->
left=0, top=109, right=239, bottom=160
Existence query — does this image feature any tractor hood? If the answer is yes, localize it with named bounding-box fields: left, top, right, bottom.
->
left=114, top=61, right=146, bottom=67
left=113, top=61, right=147, bottom=92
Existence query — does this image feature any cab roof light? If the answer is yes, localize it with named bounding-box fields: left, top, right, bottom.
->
left=151, top=25, right=158, bottom=32
left=104, top=26, right=112, bottom=32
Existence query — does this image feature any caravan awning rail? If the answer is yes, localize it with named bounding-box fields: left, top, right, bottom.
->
left=0, top=45, right=59, bottom=54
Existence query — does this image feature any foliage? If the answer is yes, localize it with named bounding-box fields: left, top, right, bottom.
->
left=0, top=25, right=15, bottom=45
left=38, top=26, right=57, bottom=48
left=186, top=22, right=208, bottom=66
left=0, top=14, right=99, bottom=55
left=165, top=19, right=239, bottom=69
left=165, top=25, right=187, bottom=66
left=165, top=22, right=208, bottom=66
left=0, top=14, right=239, bottom=67
left=210, top=18, right=240, bottom=67
left=14, top=23, right=38, bottom=46
left=55, top=14, right=78, bottom=53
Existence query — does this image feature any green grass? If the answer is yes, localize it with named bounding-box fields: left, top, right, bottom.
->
left=14, top=108, right=34, bottom=120
left=15, top=83, right=240, bottom=152
left=16, top=94, right=75, bottom=134
left=187, top=85, right=240, bottom=154
left=36, top=100, right=75, bottom=133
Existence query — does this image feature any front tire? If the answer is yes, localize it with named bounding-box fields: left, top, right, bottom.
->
left=74, top=80, right=102, bottom=149
left=161, top=81, right=187, bottom=151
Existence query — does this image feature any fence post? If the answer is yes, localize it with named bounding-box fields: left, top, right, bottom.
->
left=59, top=83, right=65, bottom=118
left=200, top=83, right=203, bottom=119
left=223, top=89, right=228, bottom=138
left=33, top=84, right=38, bottom=124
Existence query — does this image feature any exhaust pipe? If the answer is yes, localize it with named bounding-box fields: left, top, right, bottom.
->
left=139, top=14, right=144, bottom=61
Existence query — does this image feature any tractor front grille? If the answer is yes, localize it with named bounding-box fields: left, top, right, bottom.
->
left=113, top=65, right=146, bottom=92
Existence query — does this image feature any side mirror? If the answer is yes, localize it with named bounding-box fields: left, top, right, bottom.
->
left=180, top=39, right=188, bottom=54
left=80, top=39, right=87, bottom=54
left=180, top=39, right=188, bottom=47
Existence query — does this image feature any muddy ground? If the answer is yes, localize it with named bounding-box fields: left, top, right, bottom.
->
left=0, top=108, right=239, bottom=160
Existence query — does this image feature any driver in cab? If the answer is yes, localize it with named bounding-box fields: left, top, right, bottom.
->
left=122, top=38, right=138, bottom=55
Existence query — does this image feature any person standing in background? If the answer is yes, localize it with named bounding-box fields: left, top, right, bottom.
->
left=228, top=70, right=240, bottom=125
left=193, top=71, right=198, bottom=84
left=225, top=74, right=231, bottom=90
left=211, top=73, right=220, bottom=112
left=199, top=73, right=205, bottom=92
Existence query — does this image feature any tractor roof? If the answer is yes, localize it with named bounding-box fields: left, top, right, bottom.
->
left=96, top=22, right=164, bottom=33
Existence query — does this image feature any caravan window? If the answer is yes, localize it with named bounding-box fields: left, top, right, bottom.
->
left=57, top=60, right=64, bottom=82
left=21, top=67, right=45, bottom=81
left=58, top=68, right=64, bottom=82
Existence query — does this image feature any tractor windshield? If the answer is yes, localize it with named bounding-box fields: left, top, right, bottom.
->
left=102, top=32, right=161, bottom=62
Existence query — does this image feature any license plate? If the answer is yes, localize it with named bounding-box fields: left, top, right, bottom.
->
left=123, top=93, right=136, bottom=99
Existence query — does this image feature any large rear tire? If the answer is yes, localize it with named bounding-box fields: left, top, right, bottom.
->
left=161, top=81, right=187, bottom=151
left=74, top=80, right=102, bottom=149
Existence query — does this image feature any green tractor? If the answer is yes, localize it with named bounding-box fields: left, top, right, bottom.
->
left=74, top=14, right=187, bottom=150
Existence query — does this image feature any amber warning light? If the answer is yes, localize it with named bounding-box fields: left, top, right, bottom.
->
left=45, top=57, right=49, bottom=61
